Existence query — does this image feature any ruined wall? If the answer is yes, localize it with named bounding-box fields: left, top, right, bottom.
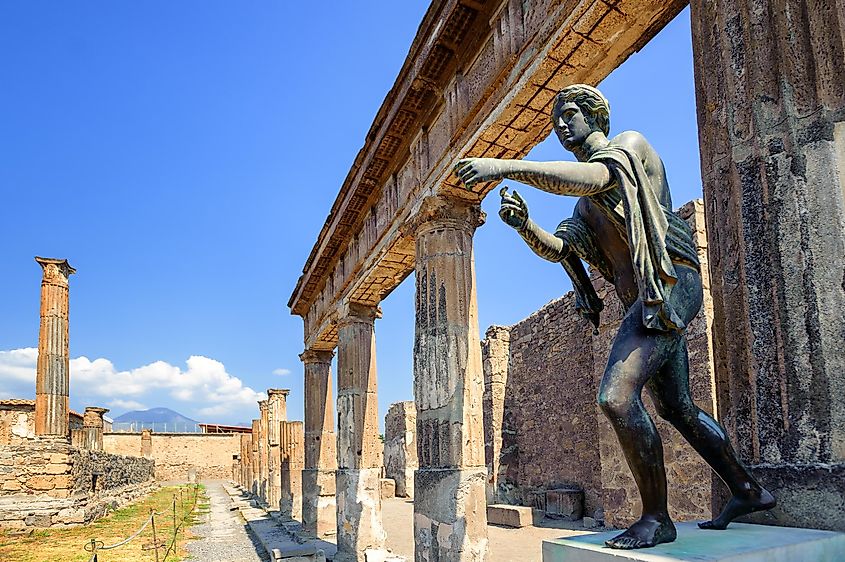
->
left=383, top=401, right=417, bottom=498
left=104, top=432, right=241, bottom=481
left=0, top=438, right=154, bottom=528
left=482, top=200, right=718, bottom=527
left=0, top=401, right=84, bottom=445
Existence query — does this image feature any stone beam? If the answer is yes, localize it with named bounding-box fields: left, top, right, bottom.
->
left=34, top=257, right=76, bottom=437
left=291, top=0, right=687, bottom=349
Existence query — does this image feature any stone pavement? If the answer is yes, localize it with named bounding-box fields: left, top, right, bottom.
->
left=187, top=481, right=269, bottom=562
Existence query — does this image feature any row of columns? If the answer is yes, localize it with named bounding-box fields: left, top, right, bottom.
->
left=298, top=195, right=489, bottom=561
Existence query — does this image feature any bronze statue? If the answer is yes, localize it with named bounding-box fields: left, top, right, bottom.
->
left=454, top=84, right=775, bottom=550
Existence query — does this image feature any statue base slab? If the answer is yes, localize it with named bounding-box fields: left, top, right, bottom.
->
left=542, top=522, right=845, bottom=561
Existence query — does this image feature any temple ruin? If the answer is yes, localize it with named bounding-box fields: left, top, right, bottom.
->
left=287, top=0, right=845, bottom=560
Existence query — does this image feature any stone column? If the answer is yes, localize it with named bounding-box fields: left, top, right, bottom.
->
left=141, top=429, right=152, bottom=459
left=258, top=400, right=269, bottom=504
left=410, top=195, right=488, bottom=561
left=280, top=420, right=305, bottom=521
left=34, top=257, right=76, bottom=437
left=251, top=420, right=260, bottom=495
left=240, top=433, right=251, bottom=489
left=300, top=349, right=337, bottom=537
left=384, top=401, right=418, bottom=499
left=82, top=407, right=109, bottom=451
left=481, top=326, right=510, bottom=504
left=691, top=0, right=845, bottom=531
left=267, top=388, right=290, bottom=510
left=335, top=302, right=386, bottom=561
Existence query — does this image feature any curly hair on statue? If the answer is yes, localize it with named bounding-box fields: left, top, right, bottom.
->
left=555, top=84, right=611, bottom=136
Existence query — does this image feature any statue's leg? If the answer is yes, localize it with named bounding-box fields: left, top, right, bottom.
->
left=647, top=341, right=775, bottom=529
left=598, top=301, right=679, bottom=550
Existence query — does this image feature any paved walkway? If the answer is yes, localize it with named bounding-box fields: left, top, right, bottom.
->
left=186, top=481, right=269, bottom=562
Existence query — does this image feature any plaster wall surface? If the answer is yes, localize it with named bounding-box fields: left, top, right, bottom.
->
left=104, top=432, right=240, bottom=481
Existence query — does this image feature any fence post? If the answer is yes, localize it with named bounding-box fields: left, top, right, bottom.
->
left=150, top=509, right=160, bottom=562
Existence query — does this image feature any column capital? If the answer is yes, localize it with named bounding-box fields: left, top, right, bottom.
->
left=267, top=388, right=290, bottom=398
left=404, top=194, right=486, bottom=237
left=337, top=301, right=381, bottom=327
left=258, top=399, right=268, bottom=412
left=83, top=407, right=109, bottom=428
left=300, top=349, right=335, bottom=365
left=35, top=256, right=76, bottom=285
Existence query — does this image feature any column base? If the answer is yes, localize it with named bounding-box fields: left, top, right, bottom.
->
left=335, top=467, right=386, bottom=562
left=414, top=467, right=488, bottom=562
left=302, top=468, right=336, bottom=538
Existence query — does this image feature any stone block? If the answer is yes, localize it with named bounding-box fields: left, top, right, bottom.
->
left=545, top=488, right=583, bottom=521
left=487, top=504, right=533, bottom=528
left=25, top=476, right=55, bottom=491
left=379, top=478, right=395, bottom=499
left=541, top=522, right=845, bottom=562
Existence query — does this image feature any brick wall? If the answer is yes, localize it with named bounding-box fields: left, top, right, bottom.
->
left=104, top=432, right=241, bottom=481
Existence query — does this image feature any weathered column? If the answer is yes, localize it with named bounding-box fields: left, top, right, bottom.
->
left=267, top=388, right=290, bottom=510
left=384, top=401, right=418, bottom=499
left=240, top=433, right=251, bottom=489
left=258, top=400, right=269, bottom=504
left=251, top=419, right=260, bottom=495
left=83, top=407, right=109, bottom=451
left=280, top=420, right=305, bottom=521
left=691, top=0, right=845, bottom=531
left=34, top=257, right=76, bottom=437
left=335, top=302, right=386, bottom=561
left=300, top=349, right=337, bottom=537
left=141, top=429, right=152, bottom=459
left=411, top=195, right=488, bottom=561
left=481, top=326, right=511, bottom=504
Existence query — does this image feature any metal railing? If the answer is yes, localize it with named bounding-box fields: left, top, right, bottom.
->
left=110, top=422, right=202, bottom=433
left=83, top=484, right=201, bottom=561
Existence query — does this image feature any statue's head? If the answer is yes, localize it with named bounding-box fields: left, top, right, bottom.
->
left=552, top=84, right=610, bottom=150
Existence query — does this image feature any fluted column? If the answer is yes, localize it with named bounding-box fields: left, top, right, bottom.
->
left=251, top=419, right=260, bottom=495
left=82, top=407, right=109, bottom=451
left=34, top=257, right=76, bottom=437
left=267, top=388, right=290, bottom=510
left=335, top=302, right=386, bottom=561
left=301, top=349, right=337, bottom=537
left=280, top=420, right=305, bottom=521
left=240, top=433, right=251, bottom=489
left=691, top=0, right=845, bottom=530
left=410, top=195, right=488, bottom=561
left=258, top=400, right=269, bottom=504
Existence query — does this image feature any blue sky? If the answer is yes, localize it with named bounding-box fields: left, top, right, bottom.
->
left=0, top=3, right=701, bottom=428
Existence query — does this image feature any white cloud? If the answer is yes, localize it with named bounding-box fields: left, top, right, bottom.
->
left=272, top=368, right=291, bottom=376
left=0, top=348, right=265, bottom=422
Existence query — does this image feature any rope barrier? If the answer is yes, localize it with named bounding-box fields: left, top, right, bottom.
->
left=81, top=483, right=201, bottom=561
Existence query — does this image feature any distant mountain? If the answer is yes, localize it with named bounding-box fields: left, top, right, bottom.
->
left=112, top=407, right=200, bottom=432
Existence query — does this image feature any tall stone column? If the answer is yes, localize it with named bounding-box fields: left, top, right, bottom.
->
left=691, top=0, right=845, bottom=531
left=335, top=302, right=386, bottom=561
left=83, top=407, right=109, bottom=451
left=141, top=429, right=152, bottom=459
left=34, top=257, right=76, bottom=437
left=300, top=349, right=337, bottom=538
left=410, top=195, right=488, bottom=561
left=280, top=420, right=305, bottom=521
left=240, top=433, right=251, bottom=489
left=258, top=400, right=269, bottom=504
left=267, top=388, right=290, bottom=510
left=251, top=419, right=260, bottom=495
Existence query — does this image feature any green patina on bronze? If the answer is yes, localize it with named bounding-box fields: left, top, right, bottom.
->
left=454, top=84, right=775, bottom=550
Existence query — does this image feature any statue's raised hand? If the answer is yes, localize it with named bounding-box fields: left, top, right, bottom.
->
left=499, top=186, right=528, bottom=229
left=454, top=158, right=508, bottom=187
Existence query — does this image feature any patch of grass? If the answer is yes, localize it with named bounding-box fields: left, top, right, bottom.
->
left=0, top=484, right=205, bottom=562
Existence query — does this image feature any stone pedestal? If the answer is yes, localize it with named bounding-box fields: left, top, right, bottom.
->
left=335, top=302, right=386, bottom=561
left=267, top=388, right=290, bottom=510
left=301, top=349, right=337, bottom=538
left=542, top=522, right=845, bottom=561
left=34, top=257, right=76, bottom=437
left=82, top=407, right=109, bottom=451
left=690, top=0, right=845, bottom=530
left=411, top=195, right=488, bottom=561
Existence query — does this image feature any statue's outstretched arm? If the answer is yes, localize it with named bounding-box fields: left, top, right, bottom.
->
left=517, top=219, right=567, bottom=262
left=455, top=158, right=613, bottom=196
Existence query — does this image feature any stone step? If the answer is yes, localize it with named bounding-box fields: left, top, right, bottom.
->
left=487, top=504, right=535, bottom=528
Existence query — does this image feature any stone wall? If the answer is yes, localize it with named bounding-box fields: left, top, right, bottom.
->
left=0, top=437, right=154, bottom=528
left=0, top=400, right=84, bottom=446
left=104, top=432, right=241, bottom=481
left=482, top=200, right=718, bottom=527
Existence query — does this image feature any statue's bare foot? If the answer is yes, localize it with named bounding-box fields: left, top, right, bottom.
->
left=699, top=488, right=776, bottom=530
left=605, top=516, right=676, bottom=549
